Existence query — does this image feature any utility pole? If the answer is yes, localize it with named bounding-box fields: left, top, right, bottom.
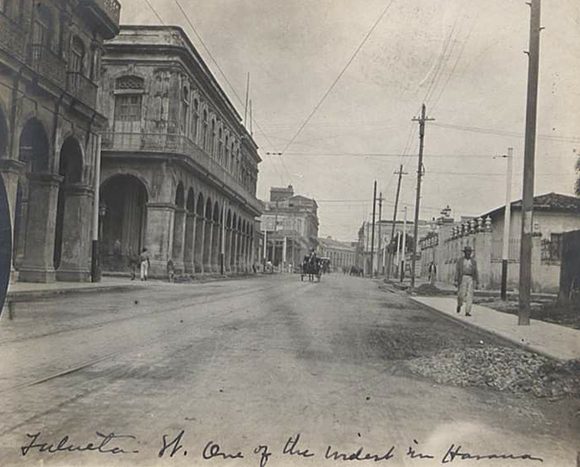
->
left=501, top=147, right=514, bottom=300
left=395, top=230, right=401, bottom=279
left=519, top=0, right=541, bottom=325
left=401, top=206, right=407, bottom=282
left=377, top=192, right=383, bottom=275
left=411, top=103, right=434, bottom=289
left=387, top=165, right=407, bottom=279
left=370, top=181, right=377, bottom=278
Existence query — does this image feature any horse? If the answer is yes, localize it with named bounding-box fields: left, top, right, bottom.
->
left=301, top=256, right=321, bottom=282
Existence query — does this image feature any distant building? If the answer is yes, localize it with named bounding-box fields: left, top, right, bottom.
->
left=317, top=237, right=356, bottom=271
left=260, top=185, right=319, bottom=269
left=99, top=26, right=262, bottom=277
left=357, top=218, right=431, bottom=276
left=0, top=0, right=121, bottom=282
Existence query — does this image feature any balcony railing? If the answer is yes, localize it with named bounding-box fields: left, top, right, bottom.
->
left=29, top=45, right=66, bottom=85
left=0, top=13, right=26, bottom=60
left=102, top=132, right=262, bottom=213
left=78, top=0, right=121, bottom=39
left=66, top=72, right=98, bottom=108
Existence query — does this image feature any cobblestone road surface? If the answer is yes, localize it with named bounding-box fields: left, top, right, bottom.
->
left=0, top=275, right=577, bottom=466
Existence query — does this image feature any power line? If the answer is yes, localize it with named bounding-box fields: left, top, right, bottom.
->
left=142, top=0, right=164, bottom=22
left=280, top=0, right=396, bottom=155
left=144, top=0, right=291, bottom=182
left=431, top=121, right=580, bottom=143
left=267, top=152, right=496, bottom=158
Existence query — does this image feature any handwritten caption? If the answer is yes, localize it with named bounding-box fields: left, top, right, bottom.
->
left=20, top=431, right=544, bottom=464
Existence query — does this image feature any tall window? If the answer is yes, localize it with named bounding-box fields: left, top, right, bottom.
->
left=217, top=127, right=223, bottom=164
left=192, top=99, right=199, bottom=142
left=202, top=109, right=208, bottom=150
left=114, top=76, right=144, bottom=122
left=70, top=36, right=85, bottom=74
left=210, top=118, right=216, bottom=156
left=32, top=4, right=52, bottom=48
left=225, top=135, right=230, bottom=170
left=181, top=87, right=189, bottom=135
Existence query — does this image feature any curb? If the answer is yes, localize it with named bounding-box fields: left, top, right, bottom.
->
left=6, top=284, right=144, bottom=302
left=406, top=295, right=568, bottom=363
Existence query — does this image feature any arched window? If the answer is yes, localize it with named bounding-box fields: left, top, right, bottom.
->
left=210, top=118, right=216, bottom=156
left=192, top=98, right=199, bottom=143
left=217, top=126, right=223, bottom=164
left=114, top=76, right=144, bottom=122
left=70, top=36, right=85, bottom=74
left=225, top=134, right=230, bottom=169
left=181, top=87, right=189, bottom=135
left=202, top=109, right=208, bottom=150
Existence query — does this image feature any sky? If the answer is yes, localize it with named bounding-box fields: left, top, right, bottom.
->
left=118, top=0, right=580, bottom=241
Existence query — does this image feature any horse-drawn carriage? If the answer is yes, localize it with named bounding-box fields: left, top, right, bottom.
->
left=301, top=256, right=322, bottom=282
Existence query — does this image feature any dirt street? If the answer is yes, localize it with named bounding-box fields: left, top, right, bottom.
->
left=0, top=274, right=577, bottom=466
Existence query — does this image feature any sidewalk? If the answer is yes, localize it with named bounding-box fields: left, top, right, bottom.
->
left=411, top=295, right=580, bottom=362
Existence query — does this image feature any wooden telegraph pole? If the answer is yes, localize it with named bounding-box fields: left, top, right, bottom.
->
left=370, top=181, right=377, bottom=277
left=519, top=0, right=542, bottom=325
left=411, top=104, right=434, bottom=289
left=387, top=165, right=406, bottom=278
left=377, top=192, right=383, bottom=275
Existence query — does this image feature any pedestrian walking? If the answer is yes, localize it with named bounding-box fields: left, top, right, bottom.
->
left=166, top=258, right=175, bottom=282
left=139, top=248, right=150, bottom=281
left=455, top=246, right=478, bottom=316
left=428, top=261, right=437, bottom=284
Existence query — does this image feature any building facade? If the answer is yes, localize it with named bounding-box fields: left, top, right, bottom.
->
left=357, top=218, right=430, bottom=276
left=99, top=26, right=261, bottom=277
left=317, top=237, right=356, bottom=271
left=0, top=0, right=120, bottom=282
left=419, top=193, right=580, bottom=293
left=260, top=185, right=319, bottom=269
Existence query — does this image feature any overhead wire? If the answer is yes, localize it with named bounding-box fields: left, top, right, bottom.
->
left=280, top=0, right=397, bottom=155
left=143, top=0, right=291, bottom=183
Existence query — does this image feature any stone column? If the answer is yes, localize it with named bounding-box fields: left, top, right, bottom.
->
left=228, top=227, right=234, bottom=273
left=224, top=227, right=231, bottom=274
left=194, top=214, right=205, bottom=273
left=0, top=159, right=25, bottom=280
left=211, top=220, right=221, bottom=273
left=232, top=229, right=239, bottom=273
left=242, top=234, right=248, bottom=272
left=144, top=202, right=174, bottom=278
left=203, top=219, right=213, bottom=273
left=172, top=207, right=187, bottom=273
left=18, top=173, right=62, bottom=282
left=184, top=211, right=196, bottom=274
left=56, top=183, right=93, bottom=282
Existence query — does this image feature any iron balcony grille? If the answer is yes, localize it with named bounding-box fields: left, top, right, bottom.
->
left=102, top=132, right=262, bottom=213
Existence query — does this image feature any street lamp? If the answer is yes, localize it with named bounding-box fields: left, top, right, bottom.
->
left=94, top=201, right=107, bottom=282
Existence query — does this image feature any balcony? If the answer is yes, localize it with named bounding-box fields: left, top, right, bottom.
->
left=0, top=13, right=26, bottom=61
left=29, top=45, right=66, bottom=86
left=66, top=72, right=98, bottom=108
left=102, top=132, right=262, bottom=214
left=78, top=0, right=121, bottom=39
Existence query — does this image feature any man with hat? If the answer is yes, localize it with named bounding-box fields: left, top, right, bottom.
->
left=455, top=245, right=478, bottom=316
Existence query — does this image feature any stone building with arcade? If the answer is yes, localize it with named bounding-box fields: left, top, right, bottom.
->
left=0, top=0, right=120, bottom=282
left=99, top=26, right=262, bottom=277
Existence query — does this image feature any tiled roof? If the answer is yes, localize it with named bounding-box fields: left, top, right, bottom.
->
left=484, top=192, right=580, bottom=218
